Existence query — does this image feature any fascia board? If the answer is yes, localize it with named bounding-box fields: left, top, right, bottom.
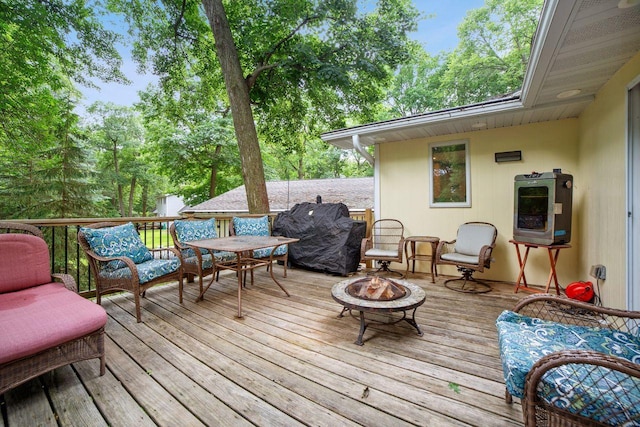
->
left=521, top=0, right=580, bottom=108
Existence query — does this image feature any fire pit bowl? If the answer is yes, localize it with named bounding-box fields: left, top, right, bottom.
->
left=331, top=277, right=426, bottom=345
left=345, top=276, right=407, bottom=301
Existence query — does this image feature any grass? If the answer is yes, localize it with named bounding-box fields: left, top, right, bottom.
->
left=139, top=229, right=174, bottom=248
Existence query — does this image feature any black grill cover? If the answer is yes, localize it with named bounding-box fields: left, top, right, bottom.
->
left=273, top=202, right=366, bottom=276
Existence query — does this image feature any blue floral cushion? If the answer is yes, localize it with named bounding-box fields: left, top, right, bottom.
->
left=253, top=246, right=287, bottom=258
left=174, top=219, right=219, bottom=259
left=182, top=251, right=236, bottom=269
left=233, top=216, right=269, bottom=236
left=497, top=310, right=640, bottom=425
left=233, top=216, right=287, bottom=258
left=174, top=218, right=218, bottom=242
left=99, top=258, right=180, bottom=284
left=81, top=223, right=153, bottom=269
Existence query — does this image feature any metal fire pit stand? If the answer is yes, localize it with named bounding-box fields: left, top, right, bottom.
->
left=331, top=278, right=426, bottom=346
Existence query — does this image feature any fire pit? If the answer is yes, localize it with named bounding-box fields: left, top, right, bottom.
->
left=331, top=276, right=426, bottom=345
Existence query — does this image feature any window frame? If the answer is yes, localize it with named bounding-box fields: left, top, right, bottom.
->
left=429, top=139, right=471, bottom=208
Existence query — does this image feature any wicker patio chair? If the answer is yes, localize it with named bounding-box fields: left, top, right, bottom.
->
left=170, top=218, right=235, bottom=300
left=0, top=222, right=107, bottom=394
left=78, top=222, right=182, bottom=322
left=360, top=218, right=405, bottom=277
left=230, top=215, right=289, bottom=277
left=498, top=294, right=640, bottom=426
left=435, top=221, right=497, bottom=293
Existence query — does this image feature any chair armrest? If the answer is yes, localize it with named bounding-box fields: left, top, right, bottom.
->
left=82, top=248, right=140, bottom=277
left=523, top=349, right=640, bottom=427
left=52, top=273, right=77, bottom=292
left=360, top=237, right=373, bottom=258
left=477, top=243, right=495, bottom=269
left=396, top=237, right=405, bottom=262
left=435, top=239, right=456, bottom=261
left=513, top=294, right=640, bottom=331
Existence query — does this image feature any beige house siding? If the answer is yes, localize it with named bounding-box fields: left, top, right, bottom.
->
left=378, top=120, right=580, bottom=286
left=578, top=51, right=640, bottom=309
left=376, top=51, right=640, bottom=308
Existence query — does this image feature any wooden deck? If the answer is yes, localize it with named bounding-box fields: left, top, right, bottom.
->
left=1, top=267, right=530, bottom=426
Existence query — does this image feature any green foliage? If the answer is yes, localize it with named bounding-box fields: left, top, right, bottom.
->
left=386, top=49, right=447, bottom=117
left=136, top=86, right=243, bottom=206
left=386, top=0, right=543, bottom=114
left=439, top=0, right=543, bottom=107
left=0, top=0, right=127, bottom=219
left=86, top=102, right=163, bottom=217
left=0, top=0, right=546, bottom=219
left=109, top=0, right=418, bottom=205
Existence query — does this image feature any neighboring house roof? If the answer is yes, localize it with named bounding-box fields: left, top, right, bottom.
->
left=185, top=177, right=373, bottom=213
left=321, top=0, right=640, bottom=148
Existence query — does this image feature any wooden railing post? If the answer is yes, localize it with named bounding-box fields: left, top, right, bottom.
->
left=364, top=208, right=374, bottom=268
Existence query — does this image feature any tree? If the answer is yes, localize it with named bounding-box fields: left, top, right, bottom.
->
left=0, top=0, right=126, bottom=219
left=110, top=0, right=419, bottom=213
left=439, top=0, right=543, bottom=107
left=86, top=102, right=157, bottom=217
left=385, top=49, right=446, bottom=117
left=138, top=86, right=242, bottom=205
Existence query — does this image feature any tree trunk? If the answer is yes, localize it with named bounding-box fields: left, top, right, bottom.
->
left=209, top=144, right=222, bottom=198
left=141, top=185, right=148, bottom=216
left=128, top=176, right=136, bottom=217
left=112, top=139, right=125, bottom=217
left=202, top=0, right=270, bottom=214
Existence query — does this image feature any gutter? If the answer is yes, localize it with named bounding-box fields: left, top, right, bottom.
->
left=321, top=96, right=523, bottom=144
left=353, top=134, right=375, bottom=166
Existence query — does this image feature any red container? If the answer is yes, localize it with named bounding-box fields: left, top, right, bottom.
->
left=565, top=281, right=594, bottom=302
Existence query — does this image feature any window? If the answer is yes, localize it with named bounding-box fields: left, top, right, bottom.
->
left=429, top=140, right=471, bottom=207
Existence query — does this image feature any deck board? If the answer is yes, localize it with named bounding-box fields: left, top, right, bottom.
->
left=1, top=267, right=530, bottom=426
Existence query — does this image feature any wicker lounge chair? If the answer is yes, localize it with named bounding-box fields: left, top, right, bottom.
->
left=360, top=219, right=405, bottom=277
left=497, top=294, right=640, bottom=426
left=435, top=221, right=497, bottom=293
left=230, top=215, right=289, bottom=277
left=78, top=222, right=182, bottom=322
left=0, top=222, right=107, bottom=394
left=170, top=218, right=235, bottom=300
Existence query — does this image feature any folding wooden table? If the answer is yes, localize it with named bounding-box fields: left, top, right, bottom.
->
left=509, top=239, right=571, bottom=294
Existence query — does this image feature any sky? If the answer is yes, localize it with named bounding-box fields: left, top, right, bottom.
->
left=78, top=0, right=485, bottom=113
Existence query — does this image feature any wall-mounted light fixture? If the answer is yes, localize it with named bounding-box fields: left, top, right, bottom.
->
left=495, top=150, right=522, bottom=163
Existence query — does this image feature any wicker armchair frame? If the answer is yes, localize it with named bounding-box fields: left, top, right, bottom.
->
left=508, top=294, right=640, bottom=426
left=229, top=218, right=289, bottom=278
left=78, top=222, right=183, bottom=323
left=169, top=221, right=219, bottom=301
left=0, top=222, right=105, bottom=395
left=360, top=219, right=405, bottom=277
left=435, top=221, right=496, bottom=293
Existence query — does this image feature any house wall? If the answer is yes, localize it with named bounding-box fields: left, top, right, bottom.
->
left=156, top=195, right=185, bottom=217
left=377, top=119, right=580, bottom=286
left=577, top=51, right=640, bottom=309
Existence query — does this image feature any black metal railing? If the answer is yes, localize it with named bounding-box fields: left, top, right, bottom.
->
left=2, top=210, right=372, bottom=297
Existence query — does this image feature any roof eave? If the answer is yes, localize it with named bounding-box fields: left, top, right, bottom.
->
left=321, top=98, right=524, bottom=148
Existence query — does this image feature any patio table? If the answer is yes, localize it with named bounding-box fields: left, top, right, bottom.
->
left=188, top=235, right=299, bottom=318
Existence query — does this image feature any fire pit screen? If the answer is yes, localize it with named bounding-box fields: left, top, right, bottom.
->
left=346, top=277, right=407, bottom=301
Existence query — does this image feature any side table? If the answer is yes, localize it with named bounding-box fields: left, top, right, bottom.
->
left=509, top=239, right=571, bottom=294
left=404, top=236, right=440, bottom=283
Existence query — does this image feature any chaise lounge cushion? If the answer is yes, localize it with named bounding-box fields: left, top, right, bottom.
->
left=0, top=234, right=51, bottom=293
left=0, top=282, right=107, bottom=365
left=497, top=310, right=640, bottom=425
